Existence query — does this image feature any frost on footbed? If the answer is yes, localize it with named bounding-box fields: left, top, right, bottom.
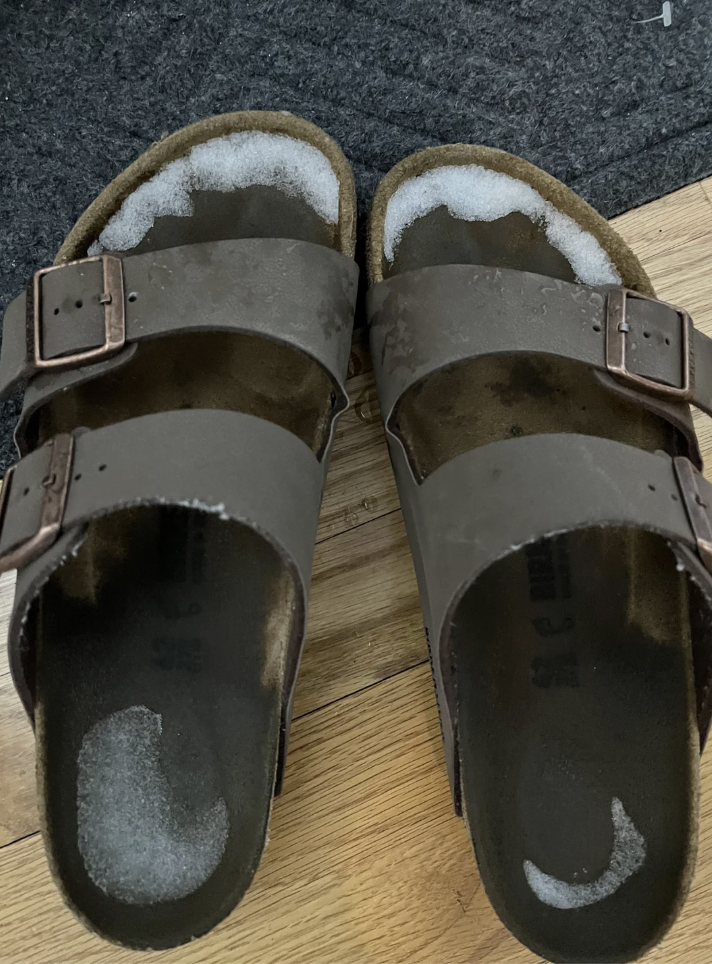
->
left=383, top=165, right=621, bottom=287
left=523, top=797, right=646, bottom=909
left=89, top=132, right=340, bottom=254
left=77, top=706, right=229, bottom=905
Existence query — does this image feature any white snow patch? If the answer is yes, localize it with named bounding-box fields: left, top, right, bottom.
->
left=523, top=797, right=646, bottom=909
left=383, top=164, right=620, bottom=286
left=89, top=132, right=340, bottom=255
left=177, top=498, right=231, bottom=521
left=77, top=705, right=229, bottom=905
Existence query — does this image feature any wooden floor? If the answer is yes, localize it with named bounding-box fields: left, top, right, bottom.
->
left=1, top=179, right=712, bottom=963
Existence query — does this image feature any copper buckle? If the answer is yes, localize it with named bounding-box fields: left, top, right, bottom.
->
left=32, top=254, right=126, bottom=371
left=605, top=288, right=694, bottom=400
left=674, top=457, right=712, bottom=576
left=0, top=434, right=74, bottom=575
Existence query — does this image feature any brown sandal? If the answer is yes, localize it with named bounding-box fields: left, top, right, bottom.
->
left=0, top=111, right=357, bottom=949
left=367, top=145, right=712, bottom=963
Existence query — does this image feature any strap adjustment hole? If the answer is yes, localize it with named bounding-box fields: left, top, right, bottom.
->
left=53, top=308, right=59, bottom=316
left=127, top=292, right=138, bottom=303
left=592, top=324, right=601, bottom=333
left=75, top=299, right=83, bottom=309
left=648, top=484, right=656, bottom=491
left=98, top=464, right=107, bottom=472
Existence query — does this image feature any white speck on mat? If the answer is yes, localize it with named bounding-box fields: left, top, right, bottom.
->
left=523, top=797, right=646, bottom=909
left=88, top=132, right=340, bottom=255
left=383, top=164, right=621, bottom=286
left=77, top=705, right=229, bottom=905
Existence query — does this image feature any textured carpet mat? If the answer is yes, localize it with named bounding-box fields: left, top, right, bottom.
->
left=1, top=0, right=711, bottom=468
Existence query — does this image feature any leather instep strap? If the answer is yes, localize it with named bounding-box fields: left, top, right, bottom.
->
left=368, top=264, right=710, bottom=445
left=1, top=238, right=359, bottom=446
left=2, top=409, right=323, bottom=741
left=392, top=432, right=712, bottom=809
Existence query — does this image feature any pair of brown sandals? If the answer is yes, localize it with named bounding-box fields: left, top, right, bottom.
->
left=1, top=111, right=711, bottom=963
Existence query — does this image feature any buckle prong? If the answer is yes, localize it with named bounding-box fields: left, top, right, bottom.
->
left=606, top=288, right=694, bottom=401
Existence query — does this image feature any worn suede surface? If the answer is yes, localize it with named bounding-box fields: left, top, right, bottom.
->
left=1, top=0, right=710, bottom=469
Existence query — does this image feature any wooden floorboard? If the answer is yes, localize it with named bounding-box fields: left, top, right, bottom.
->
left=1, top=176, right=712, bottom=961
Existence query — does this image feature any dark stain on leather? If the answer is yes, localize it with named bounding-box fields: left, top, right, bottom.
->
left=487, top=358, right=562, bottom=407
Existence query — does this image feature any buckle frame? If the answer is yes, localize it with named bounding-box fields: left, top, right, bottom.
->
left=674, top=456, right=712, bottom=576
left=32, top=254, right=125, bottom=371
left=0, top=434, right=75, bottom=574
left=605, top=288, right=694, bottom=401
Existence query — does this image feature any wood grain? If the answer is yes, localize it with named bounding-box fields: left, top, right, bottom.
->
left=316, top=335, right=397, bottom=545
left=0, top=672, right=36, bottom=847
left=296, top=508, right=425, bottom=718
left=700, top=179, right=712, bottom=209
left=1, top=176, right=712, bottom=962
left=610, top=182, right=712, bottom=264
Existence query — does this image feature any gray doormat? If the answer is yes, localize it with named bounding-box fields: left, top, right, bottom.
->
left=0, top=0, right=711, bottom=468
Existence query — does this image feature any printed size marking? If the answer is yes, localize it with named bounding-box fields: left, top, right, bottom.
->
left=524, top=798, right=646, bottom=909
left=527, top=537, right=578, bottom=685
left=525, top=537, right=571, bottom=602
left=634, top=1, right=672, bottom=26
